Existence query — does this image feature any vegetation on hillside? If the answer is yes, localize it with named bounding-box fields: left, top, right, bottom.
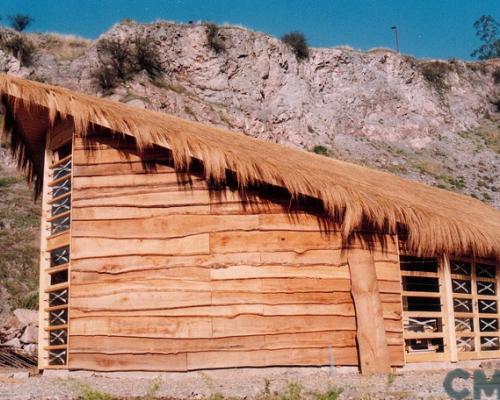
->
left=206, top=23, right=225, bottom=54
left=8, top=14, right=34, bottom=32
left=0, top=147, right=40, bottom=310
left=92, top=34, right=163, bottom=90
left=471, top=15, right=500, bottom=60
left=281, top=31, right=309, bottom=61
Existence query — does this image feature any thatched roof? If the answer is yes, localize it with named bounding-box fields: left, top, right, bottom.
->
left=1, top=74, right=499, bottom=259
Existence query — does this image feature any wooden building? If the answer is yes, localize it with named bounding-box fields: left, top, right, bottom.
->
left=1, top=75, right=499, bottom=374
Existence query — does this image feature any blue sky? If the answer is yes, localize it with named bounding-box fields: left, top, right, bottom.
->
left=3, top=0, right=500, bottom=60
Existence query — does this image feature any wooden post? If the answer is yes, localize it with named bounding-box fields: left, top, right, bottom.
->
left=37, top=132, right=52, bottom=370
left=348, top=248, right=391, bottom=374
left=441, top=255, right=458, bottom=362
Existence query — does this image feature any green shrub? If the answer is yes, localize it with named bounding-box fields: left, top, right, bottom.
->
left=280, top=382, right=303, bottom=400
left=206, top=23, right=225, bottom=53
left=92, top=34, right=163, bottom=90
left=133, top=35, right=163, bottom=78
left=281, top=31, right=309, bottom=61
left=76, top=383, right=115, bottom=400
left=0, top=34, right=37, bottom=66
left=0, top=177, right=17, bottom=187
left=314, top=387, right=344, bottom=400
left=312, top=145, right=329, bottom=156
left=419, top=61, right=451, bottom=95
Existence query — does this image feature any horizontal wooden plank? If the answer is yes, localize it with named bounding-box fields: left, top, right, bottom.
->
left=69, top=331, right=356, bottom=354
left=73, top=172, right=201, bottom=189
left=210, top=231, right=344, bottom=254
left=72, top=215, right=260, bottom=239
left=72, top=205, right=212, bottom=220
left=186, top=347, right=358, bottom=369
left=70, top=315, right=356, bottom=338
left=68, top=352, right=187, bottom=372
left=211, top=315, right=356, bottom=337
left=73, top=161, right=174, bottom=177
left=72, top=190, right=241, bottom=208
left=73, top=147, right=171, bottom=165
left=70, top=316, right=212, bottom=338
left=211, top=291, right=353, bottom=306
left=210, top=264, right=350, bottom=280
left=71, top=235, right=210, bottom=259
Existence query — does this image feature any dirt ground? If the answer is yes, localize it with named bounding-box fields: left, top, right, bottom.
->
left=0, top=364, right=490, bottom=400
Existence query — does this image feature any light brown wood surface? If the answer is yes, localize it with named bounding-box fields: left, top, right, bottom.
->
left=67, top=134, right=404, bottom=371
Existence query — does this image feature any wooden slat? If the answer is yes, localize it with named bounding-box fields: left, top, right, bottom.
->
left=46, top=263, right=69, bottom=274
left=47, top=232, right=70, bottom=251
left=45, top=282, right=69, bottom=293
left=401, top=291, right=441, bottom=298
left=49, top=155, right=72, bottom=169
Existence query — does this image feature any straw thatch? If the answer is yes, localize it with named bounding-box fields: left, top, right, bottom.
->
left=0, top=74, right=499, bottom=258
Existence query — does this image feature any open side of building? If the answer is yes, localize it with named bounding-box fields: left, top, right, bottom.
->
left=1, top=75, right=499, bottom=374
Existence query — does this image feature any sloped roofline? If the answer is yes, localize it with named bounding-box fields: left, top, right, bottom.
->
left=1, top=74, right=499, bottom=258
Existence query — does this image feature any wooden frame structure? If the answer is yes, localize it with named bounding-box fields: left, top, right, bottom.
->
left=1, top=75, right=499, bottom=373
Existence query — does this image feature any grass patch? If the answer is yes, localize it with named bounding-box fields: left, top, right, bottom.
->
left=0, top=159, right=40, bottom=310
left=419, top=61, right=451, bottom=96
left=312, top=145, right=330, bottom=156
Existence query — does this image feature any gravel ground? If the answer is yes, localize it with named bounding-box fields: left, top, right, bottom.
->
left=0, top=364, right=485, bottom=400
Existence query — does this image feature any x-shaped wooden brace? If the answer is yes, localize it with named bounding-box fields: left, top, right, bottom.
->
left=478, top=282, right=495, bottom=295
left=49, top=350, right=66, bottom=364
left=50, top=289, right=68, bottom=306
left=53, top=160, right=72, bottom=180
left=482, top=337, right=499, bottom=348
left=50, top=330, right=66, bottom=345
left=52, top=196, right=71, bottom=215
left=52, top=249, right=69, bottom=265
left=451, top=262, right=469, bottom=275
left=452, top=280, right=470, bottom=293
left=457, top=337, right=474, bottom=351
left=454, top=299, right=471, bottom=311
left=52, top=216, right=70, bottom=233
left=477, top=265, right=495, bottom=278
left=455, top=319, right=472, bottom=331
left=407, top=318, right=437, bottom=331
left=479, top=300, right=497, bottom=312
left=50, top=309, right=67, bottom=325
left=480, top=319, right=497, bottom=331
left=51, top=179, right=71, bottom=197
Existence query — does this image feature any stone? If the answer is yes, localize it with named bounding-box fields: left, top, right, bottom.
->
left=20, top=325, right=38, bottom=344
left=23, top=343, right=38, bottom=354
left=3, top=337, right=21, bottom=348
left=13, top=309, right=38, bottom=327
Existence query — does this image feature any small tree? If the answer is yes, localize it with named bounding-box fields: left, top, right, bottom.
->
left=471, top=15, right=500, bottom=60
left=206, top=23, right=225, bottom=53
left=281, top=31, right=309, bottom=61
left=8, top=14, right=34, bottom=32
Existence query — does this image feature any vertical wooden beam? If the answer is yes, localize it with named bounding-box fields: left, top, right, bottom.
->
left=348, top=248, right=391, bottom=374
left=37, top=132, right=52, bottom=370
left=441, top=255, right=458, bottom=362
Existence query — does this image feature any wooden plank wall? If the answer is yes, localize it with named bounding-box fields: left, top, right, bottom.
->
left=67, top=133, right=404, bottom=371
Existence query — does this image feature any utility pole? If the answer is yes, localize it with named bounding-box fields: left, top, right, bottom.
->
left=391, top=26, right=400, bottom=53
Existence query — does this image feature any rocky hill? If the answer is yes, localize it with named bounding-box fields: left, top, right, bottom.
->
left=2, top=21, right=499, bottom=206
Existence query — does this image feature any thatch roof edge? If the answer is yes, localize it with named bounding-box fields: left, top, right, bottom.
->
left=0, top=74, right=499, bottom=259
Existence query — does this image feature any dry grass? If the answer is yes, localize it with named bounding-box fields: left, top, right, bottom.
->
left=0, top=149, right=40, bottom=310
left=0, top=75, right=499, bottom=258
left=31, top=33, right=91, bottom=61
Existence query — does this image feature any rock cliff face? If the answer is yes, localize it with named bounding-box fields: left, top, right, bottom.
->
left=1, top=21, right=499, bottom=205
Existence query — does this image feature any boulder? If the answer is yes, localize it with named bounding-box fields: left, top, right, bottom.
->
left=20, top=325, right=38, bottom=344
left=23, top=343, right=38, bottom=355
left=3, top=337, right=21, bottom=348
left=13, top=309, right=38, bottom=327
